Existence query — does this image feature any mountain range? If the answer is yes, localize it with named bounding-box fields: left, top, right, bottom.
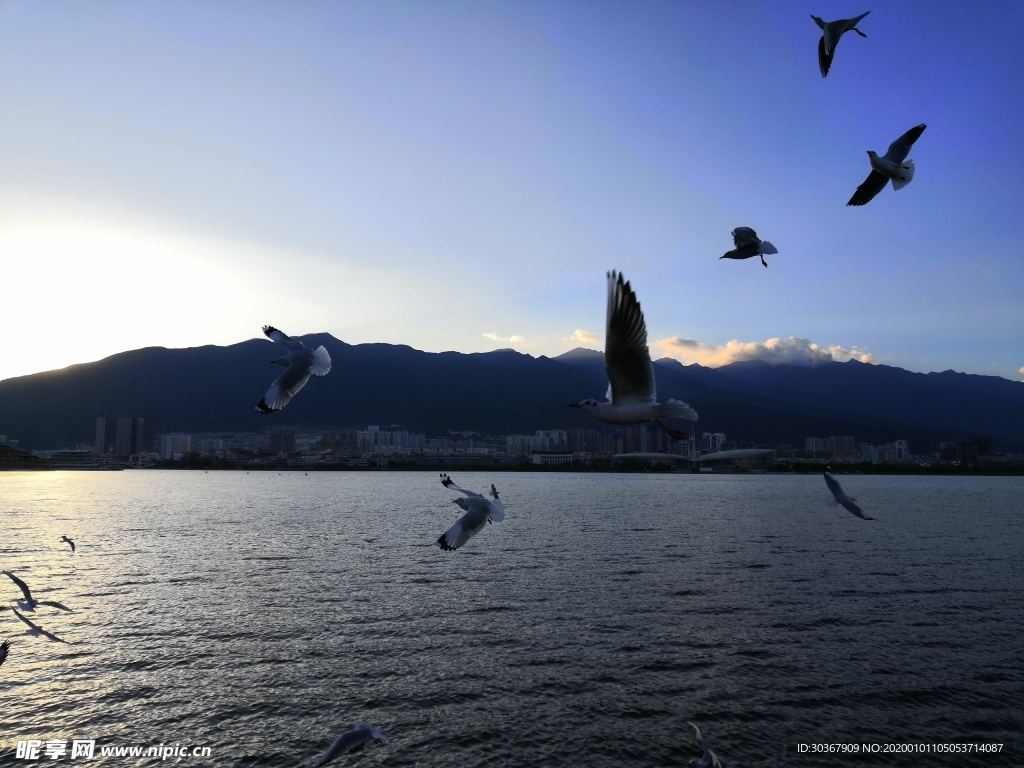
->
left=1, top=333, right=1022, bottom=452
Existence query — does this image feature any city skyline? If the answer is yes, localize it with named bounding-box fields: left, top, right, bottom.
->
left=2, top=2, right=1023, bottom=384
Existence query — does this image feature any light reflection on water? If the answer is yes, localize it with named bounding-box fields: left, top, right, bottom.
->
left=1, top=470, right=1022, bottom=767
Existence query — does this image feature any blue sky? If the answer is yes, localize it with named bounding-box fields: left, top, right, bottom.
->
left=2, top=1, right=1022, bottom=382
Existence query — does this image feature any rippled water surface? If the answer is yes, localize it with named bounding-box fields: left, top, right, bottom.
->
left=2, top=471, right=1022, bottom=767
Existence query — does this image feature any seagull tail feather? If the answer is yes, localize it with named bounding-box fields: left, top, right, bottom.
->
left=891, top=160, right=914, bottom=191
left=310, top=346, right=332, bottom=376
left=659, top=399, right=698, bottom=421
left=759, top=241, right=778, bottom=255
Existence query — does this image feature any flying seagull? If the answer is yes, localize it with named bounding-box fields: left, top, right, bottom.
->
left=686, top=722, right=726, bottom=768
left=435, top=473, right=505, bottom=552
left=60, top=535, right=75, bottom=553
left=0, top=639, right=9, bottom=668
left=720, top=227, right=778, bottom=268
left=255, top=326, right=332, bottom=414
left=571, top=271, right=697, bottom=439
left=312, top=724, right=388, bottom=767
left=11, top=609, right=67, bottom=643
left=847, top=124, right=927, bottom=206
left=811, top=12, right=870, bottom=78
left=824, top=467, right=873, bottom=520
left=2, top=571, right=73, bottom=612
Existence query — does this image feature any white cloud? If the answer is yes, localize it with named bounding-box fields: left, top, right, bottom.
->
left=653, top=336, right=879, bottom=367
left=1019, top=366, right=1024, bottom=375
left=564, top=329, right=599, bottom=345
left=483, top=332, right=525, bottom=344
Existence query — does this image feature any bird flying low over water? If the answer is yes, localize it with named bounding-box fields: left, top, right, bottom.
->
left=847, top=124, right=927, bottom=206
left=824, top=467, right=873, bottom=520
left=11, top=609, right=67, bottom=643
left=312, top=724, right=388, bottom=767
left=255, top=326, right=332, bottom=414
left=811, top=11, right=869, bottom=78
left=0, top=639, right=9, bottom=668
left=2, top=571, right=73, bottom=612
left=686, top=722, right=726, bottom=768
left=720, top=227, right=778, bottom=268
left=436, top=473, right=505, bottom=552
left=571, top=271, right=697, bottom=439
left=60, top=535, right=75, bottom=553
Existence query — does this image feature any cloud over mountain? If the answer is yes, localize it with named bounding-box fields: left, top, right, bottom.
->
left=483, top=332, right=525, bottom=344
left=564, top=329, right=599, bottom=345
left=654, top=336, right=878, bottom=367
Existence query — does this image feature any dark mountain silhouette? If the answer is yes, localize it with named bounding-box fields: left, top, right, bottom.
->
left=1, top=335, right=1021, bottom=451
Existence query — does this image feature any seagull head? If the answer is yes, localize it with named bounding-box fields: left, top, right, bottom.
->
left=452, top=498, right=470, bottom=511
left=570, top=399, right=600, bottom=411
left=271, top=356, right=289, bottom=366
left=867, top=150, right=878, bottom=159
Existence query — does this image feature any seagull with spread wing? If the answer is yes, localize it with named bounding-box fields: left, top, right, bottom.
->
left=60, top=535, right=75, bottom=553
left=435, top=473, right=505, bottom=552
left=720, top=227, right=778, bottom=268
left=848, top=124, right=927, bottom=206
left=824, top=467, right=873, bottom=520
left=312, top=724, right=388, bottom=767
left=2, top=571, right=73, bottom=613
left=811, top=11, right=870, bottom=78
left=255, top=326, right=332, bottom=414
left=686, top=722, right=726, bottom=768
left=11, top=609, right=67, bottom=643
left=571, top=271, right=697, bottom=439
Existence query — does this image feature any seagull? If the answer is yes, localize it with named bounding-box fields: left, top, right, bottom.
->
left=686, top=722, right=726, bottom=768
left=2, top=571, right=74, bottom=612
left=720, top=227, right=778, bottom=268
left=60, top=535, right=75, bottom=553
left=435, top=473, right=505, bottom=552
left=571, top=271, right=697, bottom=439
left=847, top=124, right=927, bottom=206
left=824, top=467, right=873, bottom=520
left=0, top=638, right=9, bottom=668
left=811, top=12, right=870, bottom=78
left=312, top=724, right=388, bottom=767
left=11, top=609, right=67, bottom=643
left=255, top=326, right=332, bottom=414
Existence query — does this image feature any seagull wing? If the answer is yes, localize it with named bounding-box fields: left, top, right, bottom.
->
left=0, top=638, right=9, bottom=668
left=38, top=601, right=73, bottom=613
left=66, top=539, right=75, bottom=553
left=487, top=499, right=506, bottom=523
left=686, top=722, right=715, bottom=767
left=490, top=484, right=500, bottom=500
left=847, top=170, right=888, bottom=207
left=3, top=571, right=32, bottom=603
left=818, top=35, right=835, bottom=78
left=312, top=727, right=370, bottom=767
left=823, top=471, right=846, bottom=501
left=436, top=499, right=491, bottom=551
left=256, top=361, right=314, bottom=414
left=883, top=124, right=927, bottom=165
left=262, top=325, right=306, bottom=352
left=731, top=227, right=760, bottom=248
left=605, top=271, right=655, bottom=405
left=440, top=474, right=482, bottom=497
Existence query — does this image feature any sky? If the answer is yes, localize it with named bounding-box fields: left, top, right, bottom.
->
left=2, top=0, right=1023, bottom=384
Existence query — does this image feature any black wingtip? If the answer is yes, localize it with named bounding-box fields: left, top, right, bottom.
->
left=440, top=473, right=453, bottom=488
left=436, top=534, right=455, bottom=551
left=255, top=399, right=277, bottom=414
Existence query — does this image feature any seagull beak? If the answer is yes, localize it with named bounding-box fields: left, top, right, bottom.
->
left=569, top=403, right=582, bottom=408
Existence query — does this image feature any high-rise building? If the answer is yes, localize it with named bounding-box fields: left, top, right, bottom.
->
left=95, top=416, right=115, bottom=455
left=160, top=433, right=192, bottom=458
left=270, top=426, right=297, bottom=454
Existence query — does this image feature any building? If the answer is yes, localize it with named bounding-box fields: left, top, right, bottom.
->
left=98, top=416, right=150, bottom=457
left=270, top=426, right=297, bottom=454
left=95, top=416, right=115, bottom=455
left=159, top=433, right=192, bottom=458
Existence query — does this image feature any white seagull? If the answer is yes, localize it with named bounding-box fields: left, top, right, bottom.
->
left=686, top=722, right=726, bottom=768
left=824, top=467, right=873, bottom=520
left=312, top=724, right=388, bottom=767
left=435, top=473, right=505, bottom=552
left=255, top=326, right=332, bottom=414
left=811, top=11, right=870, bottom=78
left=847, top=124, right=927, bottom=206
left=719, top=227, right=778, bottom=268
left=60, top=535, right=75, bottom=553
left=11, top=609, right=67, bottom=643
left=571, top=271, right=697, bottom=439
left=2, top=571, right=73, bottom=612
